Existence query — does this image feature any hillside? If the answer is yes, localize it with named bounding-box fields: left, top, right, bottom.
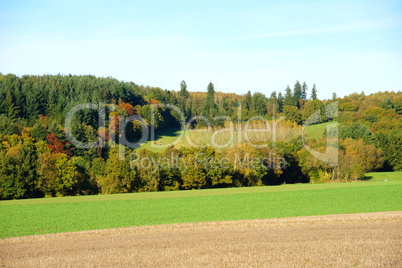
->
left=0, top=74, right=401, bottom=199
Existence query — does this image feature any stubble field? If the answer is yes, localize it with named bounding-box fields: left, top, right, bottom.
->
left=1, top=172, right=401, bottom=267
left=1, top=211, right=401, bottom=267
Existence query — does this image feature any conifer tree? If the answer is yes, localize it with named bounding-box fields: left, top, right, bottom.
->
left=311, top=84, right=318, bottom=100
left=179, top=80, right=189, bottom=99
left=268, top=91, right=278, bottom=114
left=301, top=82, right=308, bottom=101
left=284, top=86, right=294, bottom=106
left=245, top=90, right=252, bottom=110
left=277, top=92, right=284, bottom=113
left=252, top=92, right=267, bottom=115
left=203, top=82, right=218, bottom=119
left=293, top=81, right=302, bottom=108
left=4, top=91, right=19, bottom=121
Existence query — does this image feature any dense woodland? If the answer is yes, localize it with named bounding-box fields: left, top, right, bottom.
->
left=0, top=73, right=401, bottom=199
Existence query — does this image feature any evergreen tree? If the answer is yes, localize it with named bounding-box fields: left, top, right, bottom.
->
left=0, top=115, right=18, bottom=135
left=252, top=92, right=267, bottom=115
left=377, top=132, right=402, bottom=171
left=31, top=122, right=48, bottom=141
left=203, top=82, right=218, bottom=119
left=0, top=143, right=39, bottom=199
left=311, top=84, right=318, bottom=100
left=301, top=82, right=308, bottom=101
left=25, top=93, right=40, bottom=121
left=293, top=81, right=302, bottom=108
left=244, top=90, right=252, bottom=111
left=4, top=91, right=19, bottom=121
left=175, top=82, right=190, bottom=119
left=284, top=86, right=294, bottom=106
left=277, top=92, right=284, bottom=113
left=268, top=91, right=278, bottom=114
left=179, top=80, right=189, bottom=99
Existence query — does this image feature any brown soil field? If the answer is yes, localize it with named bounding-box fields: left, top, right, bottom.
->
left=1, top=211, right=401, bottom=267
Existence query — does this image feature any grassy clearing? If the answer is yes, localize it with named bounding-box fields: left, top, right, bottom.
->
left=137, top=121, right=303, bottom=153
left=136, top=128, right=186, bottom=153
left=136, top=128, right=226, bottom=153
left=303, top=121, right=335, bottom=139
left=1, top=172, right=401, bottom=238
left=136, top=128, right=220, bottom=152
left=136, top=122, right=333, bottom=153
left=362, top=171, right=401, bottom=182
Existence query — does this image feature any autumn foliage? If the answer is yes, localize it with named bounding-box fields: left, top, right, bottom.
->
left=46, top=133, right=70, bottom=155
left=119, top=102, right=136, bottom=116
left=0, top=74, right=401, bottom=200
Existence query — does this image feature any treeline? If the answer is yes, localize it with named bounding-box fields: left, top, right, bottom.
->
left=0, top=73, right=401, bottom=199
left=0, top=133, right=308, bottom=198
left=0, top=74, right=335, bottom=130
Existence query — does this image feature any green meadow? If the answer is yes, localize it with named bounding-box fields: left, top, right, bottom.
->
left=136, top=128, right=186, bottom=153
left=303, top=121, right=335, bottom=139
left=1, top=172, right=401, bottom=238
left=137, top=121, right=305, bottom=153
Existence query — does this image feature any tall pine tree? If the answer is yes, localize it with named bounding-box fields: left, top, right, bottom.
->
left=277, top=92, right=284, bottom=113
left=301, top=82, right=308, bottom=101
left=179, top=80, right=189, bottom=99
left=268, top=91, right=278, bottom=114
left=4, top=90, right=20, bottom=121
left=311, top=84, right=318, bottom=100
left=293, top=81, right=302, bottom=108
left=179, top=80, right=190, bottom=119
left=284, top=86, right=294, bottom=106
left=203, top=82, right=218, bottom=120
left=244, top=90, right=252, bottom=111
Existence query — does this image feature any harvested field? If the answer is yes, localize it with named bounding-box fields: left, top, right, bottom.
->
left=1, top=211, right=401, bottom=267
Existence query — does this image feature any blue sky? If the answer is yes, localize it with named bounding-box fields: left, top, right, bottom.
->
left=0, top=0, right=401, bottom=99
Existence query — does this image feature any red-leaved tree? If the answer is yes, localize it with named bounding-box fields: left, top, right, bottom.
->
left=46, top=133, right=70, bottom=155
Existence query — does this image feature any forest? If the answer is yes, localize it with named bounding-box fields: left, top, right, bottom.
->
left=0, top=73, right=401, bottom=199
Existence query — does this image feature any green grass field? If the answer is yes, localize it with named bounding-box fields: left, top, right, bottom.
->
left=137, top=121, right=303, bottom=153
left=1, top=172, right=401, bottom=238
left=136, top=128, right=186, bottom=153
left=136, top=128, right=224, bottom=152
left=303, top=122, right=335, bottom=139
left=136, top=122, right=330, bottom=154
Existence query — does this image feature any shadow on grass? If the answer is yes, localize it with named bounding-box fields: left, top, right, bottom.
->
left=127, top=128, right=183, bottom=148
left=152, top=128, right=183, bottom=141
left=359, top=176, right=373, bottom=181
